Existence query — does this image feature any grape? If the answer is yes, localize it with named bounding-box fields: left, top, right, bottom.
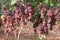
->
left=40, top=13, right=44, bottom=19
left=14, top=13, right=19, bottom=23
left=42, top=19, right=48, bottom=32
left=28, top=6, right=32, bottom=13
left=24, top=8, right=28, bottom=15
left=8, top=27, right=13, bottom=32
left=44, top=26, right=48, bottom=32
left=28, top=15, right=32, bottom=20
left=14, top=13, right=19, bottom=19
left=38, top=4, right=46, bottom=13
left=48, top=18, right=51, bottom=23
left=5, top=15, right=12, bottom=26
left=24, top=17, right=28, bottom=23
left=47, top=9, right=53, bottom=17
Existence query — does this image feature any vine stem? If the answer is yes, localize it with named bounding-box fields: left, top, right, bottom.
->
left=17, top=17, right=24, bottom=40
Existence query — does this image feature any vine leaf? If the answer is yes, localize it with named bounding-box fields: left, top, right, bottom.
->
left=11, top=0, right=17, bottom=5
left=44, top=0, right=48, bottom=4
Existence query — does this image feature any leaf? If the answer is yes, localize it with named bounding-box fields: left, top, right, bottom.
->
left=50, top=3, right=54, bottom=6
left=11, top=0, right=17, bottom=5
left=44, top=0, right=49, bottom=4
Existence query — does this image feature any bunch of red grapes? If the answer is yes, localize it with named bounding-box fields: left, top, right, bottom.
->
left=23, top=3, right=32, bottom=24
left=35, top=4, right=60, bottom=36
left=0, top=1, right=33, bottom=38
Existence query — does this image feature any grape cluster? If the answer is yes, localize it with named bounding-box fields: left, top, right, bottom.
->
left=1, top=9, right=12, bottom=36
left=0, top=1, right=33, bottom=38
left=38, top=3, right=46, bottom=19
left=24, top=3, right=32, bottom=23
left=12, top=5, right=21, bottom=25
left=35, top=4, right=60, bottom=37
left=36, top=19, right=48, bottom=36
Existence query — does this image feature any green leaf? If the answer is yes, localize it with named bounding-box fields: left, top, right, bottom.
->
left=11, top=0, right=17, bottom=5
left=44, top=0, right=48, bottom=4
left=50, top=3, right=54, bottom=6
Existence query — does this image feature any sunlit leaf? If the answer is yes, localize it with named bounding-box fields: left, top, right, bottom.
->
left=44, top=0, right=48, bottom=4
left=50, top=3, right=54, bottom=6
left=11, top=0, right=17, bottom=5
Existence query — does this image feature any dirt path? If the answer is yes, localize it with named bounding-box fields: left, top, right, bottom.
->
left=46, top=30, right=60, bottom=40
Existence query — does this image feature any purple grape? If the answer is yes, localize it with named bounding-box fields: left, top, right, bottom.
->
left=38, top=4, right=46, bottom=13
left=47, top=9, right=53, bottom=17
